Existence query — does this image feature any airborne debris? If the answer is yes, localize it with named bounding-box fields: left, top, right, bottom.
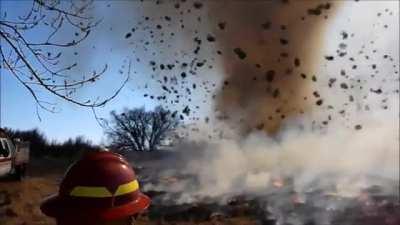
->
left=294, top=58, right=300, bottom=67
left=340, top=83, right=349, bottom=89
left=193, top=1, right=203, bottom=9
left=328, top=78, right=337, bottom=87
left=279, top=38, right=289, bottom=45
left=272, top=89, right=280, bottom=98
left=311, top=75, right=317, bottom=82
left=113, top=0, right=396, bottom=139
left=125, top=32, right=132, bottom=39
left=233, top=48, right=247, bottom=59
left=218, top=22, right=226, bottom=30
left=182, top=106, right=190, bottom=116
left=307, top=3, right=331, bottom=16
left=261, top=21, right=271, bottom=30
left=370, top=88, right=382, bottom=94
left=341, top=31, right=348, bottom=39
left=265, top=70, right=275, bottom=82
left=207, top=34, right=216, bottom=42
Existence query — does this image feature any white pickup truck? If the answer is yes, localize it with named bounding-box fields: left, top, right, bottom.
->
left=0, top=129, right=29, bottom=180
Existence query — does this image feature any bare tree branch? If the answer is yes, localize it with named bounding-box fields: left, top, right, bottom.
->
left=0, top=0, right=126, bottom=115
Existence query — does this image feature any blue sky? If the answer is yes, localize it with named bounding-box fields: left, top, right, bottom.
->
left=1, top=0, right=398, bottom=145
left=1, top=70, right=156, bottom=143
left=0, top=1, right=161, bottom=144
left=0, top=0, right=222, bottom=144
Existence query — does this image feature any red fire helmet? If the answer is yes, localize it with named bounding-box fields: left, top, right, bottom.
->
left=40, top=151, right=150, bottom=220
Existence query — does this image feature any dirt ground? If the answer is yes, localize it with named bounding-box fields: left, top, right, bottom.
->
left=1, top=152, right=398, bottom=225
left=0, top=155, right=258, bottom=225
left=0, top=157, right=69, bottom=225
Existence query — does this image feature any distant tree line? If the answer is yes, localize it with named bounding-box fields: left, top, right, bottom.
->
left=4, top=128, right=98, bottom=158
left=2, top=106, right=181, bottom=157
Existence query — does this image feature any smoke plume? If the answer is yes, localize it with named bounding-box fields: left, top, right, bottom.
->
left=137, top=0, right=399, bottom=210
left=82, top=2, right=400, bottom=222
left=207, top=0, right=341, bottom=134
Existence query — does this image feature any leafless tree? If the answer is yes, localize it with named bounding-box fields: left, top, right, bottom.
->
left=0, top=0, right=128, bottom=117
left=106, top=106, right=180, bottom=151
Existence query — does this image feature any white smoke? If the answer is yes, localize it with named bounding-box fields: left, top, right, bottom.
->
left=183, top=107, right=398, bottom=199
left=141, top=1, right=399, bottom=208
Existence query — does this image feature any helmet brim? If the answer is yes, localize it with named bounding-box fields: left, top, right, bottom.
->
left=41, top=192, right=151, bottom=220
left=102, top=192, right=151, bottom=220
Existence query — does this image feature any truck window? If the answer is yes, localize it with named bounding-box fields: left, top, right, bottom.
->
left=5, top=139, right=14, bottom=154
left=0, top=140, right=5, bottom=156
left=0, top=140, right=9, bottom=158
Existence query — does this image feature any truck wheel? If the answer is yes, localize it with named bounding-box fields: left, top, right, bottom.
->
left=14, top=164, right=26, bottom=181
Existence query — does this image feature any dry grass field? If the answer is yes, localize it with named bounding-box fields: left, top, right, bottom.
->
left=1, top=152, right=398, bottom=225
left=0, top=155, right=258, bottom=225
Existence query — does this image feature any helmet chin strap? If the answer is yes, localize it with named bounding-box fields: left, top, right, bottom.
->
left=102, top=217, right=134, bottom=225
left=57, top=216, right=134, bottom=225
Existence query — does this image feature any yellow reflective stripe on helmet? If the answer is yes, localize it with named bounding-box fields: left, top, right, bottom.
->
left=115, top=180, right=139, bottom=196
left=69, top=180, right=139, bottom=198
left=70, top=186, right=112, bottom=198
